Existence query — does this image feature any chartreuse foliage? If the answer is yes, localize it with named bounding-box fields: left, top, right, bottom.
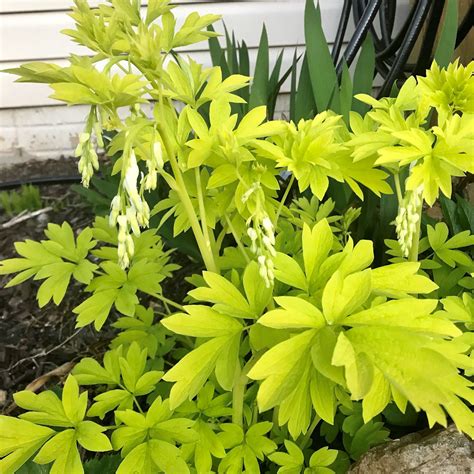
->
left=270, top=442, right=340, bottom=473
left=350, top=60, right=473, bottom=208
left=0, top=375, right=111, bottom=473
left=386, top=219, right=474, bottom=298
left=0, top=217, right=177, bottom=330
left=349, top=60, right=473, bottom=261
left=1, top=0, right=474, bottom=472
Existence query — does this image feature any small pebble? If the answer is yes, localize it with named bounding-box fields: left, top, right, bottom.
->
left=0, top=389, right=7, bottom=406
left=36, top=212, right=50, bottom=227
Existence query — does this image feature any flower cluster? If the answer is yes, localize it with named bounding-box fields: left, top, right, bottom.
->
left=247, top=215, right=276, bottom=287
left=240, top=177, right=277, bottom=287
left=395, top=186, right=423, bottom=257
left=417, top=60, right=474, bottom=125
left=270, top=113, right=344, bottom=200
left=143, top=140, right=164, bottom=191
left=75, top=132, right=99, bottom=187
left=75, top=107, right=105, bottom=187
left=109, top=150, right=151, bottom=268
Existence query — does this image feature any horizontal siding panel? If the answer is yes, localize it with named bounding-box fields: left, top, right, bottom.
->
left=0, top=0, right=410, bottom=110
left=0, top=0, right=302, bottom=14
left=0, top=0, right=132, bottom=13
left=0, top=2, right=315, bottom=62
left=0, top=45, right=306, bottom=108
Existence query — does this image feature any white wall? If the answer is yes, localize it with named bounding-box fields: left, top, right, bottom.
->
left=0, top=0, right=308, bottom=165
left=0, top=1, right=409, bottom=166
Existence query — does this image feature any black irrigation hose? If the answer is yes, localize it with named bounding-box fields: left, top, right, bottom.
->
left=377, top=0, right=432, bottom=98
left=374, top=56, right=391, bottom=77
left=332, top=0, right=352, bottom=63
left=376, top=1, right=418, bottom=61
left=379, top=0, right=396, bottom=46
left=413, top=0, right=445, bottom=75
left=346, top=0, right=390, bottom=77
left=456, top=4, right=473, bottom=47
left=357, top=0, right=386, bottom=51
left=0, top=175, right=82, bottom=191
left=337, top=0, right=383, bottom=74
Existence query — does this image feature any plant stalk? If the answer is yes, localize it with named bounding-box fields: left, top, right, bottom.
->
left=225, top=213, right=251, bottom=264
left=232, top=354, right=261, bottom=426
left=299, top=415, right=320, bottom=449
left=232, top=370, right=248, bottom=426
left=408, top=198, right=423, bottom=262
left=155, top=122, right=219, bottom=273
left=194, top=168, right=218, bottom=266
left=275, top=174, right=295, bottom=223
left=394, top=173, right=403, bottom=203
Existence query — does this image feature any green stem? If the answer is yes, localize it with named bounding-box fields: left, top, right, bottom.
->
left=224, top=214, right=251, bottom=264
left=275, top=174, right=295, bottom=224
left=156, top=117, right=219, bottom=273
left=150, top=78, right=218, bottom=273
left=154, top=293, right=184, bottom=312
left=132, top=396, right=144, bottom=414
left=157, top=168, right=177, bottom=193
left=232, top=370, right=248, bottom=427
left=408, top=198, right=423, bottom=262
left=195, top=168, right=218, bottom=267
left=119, top=384, right=144, bottom=414
left=299, top=415, right=320, bottom=450
left=394, top=173, right=403, bottom=203
left=232, top=354, right=262, bottom=426
left=216, top=228, right=227, bottom=252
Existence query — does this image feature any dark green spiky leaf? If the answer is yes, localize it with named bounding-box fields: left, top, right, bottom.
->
left=304, top=0, right=338, bottom=112
left=339, top=61, right=353, bottom=124
left=352, top=35, right=375, bottom=115
left=249, top=25, right=269, bottom=109
left=434, top=0, right=458, bottom=67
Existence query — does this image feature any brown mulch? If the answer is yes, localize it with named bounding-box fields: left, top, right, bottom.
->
left=0, top=156, right=80, bottom=183
left=0, top=158, right=198, bottom=411
left=0, top=161, right=112, bottom=409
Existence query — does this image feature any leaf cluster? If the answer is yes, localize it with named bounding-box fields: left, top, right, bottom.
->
left=0, top=217, right=177, bottom=329
left=1, top=0, right=473, bottom=472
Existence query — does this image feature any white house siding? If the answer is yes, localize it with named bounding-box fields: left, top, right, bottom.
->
left=0, top=0, right=408, bottom=166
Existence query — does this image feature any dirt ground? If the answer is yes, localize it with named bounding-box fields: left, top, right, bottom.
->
left=0, top=158, right=194, bottom=411
left=0, top=159, right=107, bottom=409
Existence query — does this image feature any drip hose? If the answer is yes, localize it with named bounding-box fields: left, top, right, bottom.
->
left=0, top=175, right=82, bottom=191
left=377, top=0, right=432, bottom=98
left=332, top=0, right=352, bottom=63
left=413, top=0, right=445, bottom=75
left=337, top=0, right=383, bottom=74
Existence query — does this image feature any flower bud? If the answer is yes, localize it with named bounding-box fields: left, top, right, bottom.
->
left=94, top=121, right=104, bottom=148
left=247, top=227, right=258, bottom=241
left=262, top=216, right=273, bottom=234
left=109, top=195, right=122, bottom=226
left=153, top=141, right=164, bottom=169
left=125, top=234, right=135, bottom=256
left=79, top=132, right=90, bottom=144
left=126, top=207, right=140, bottom=236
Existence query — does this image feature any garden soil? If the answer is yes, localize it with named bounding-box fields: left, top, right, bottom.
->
left=0, top=158, right=194, bottom=412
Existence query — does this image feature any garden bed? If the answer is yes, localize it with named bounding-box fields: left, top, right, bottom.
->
left=0, top=0, right=473, bottom=472
left=0, top=159, right=197, bottom=410
left=0, top=159, right=100, bottom=408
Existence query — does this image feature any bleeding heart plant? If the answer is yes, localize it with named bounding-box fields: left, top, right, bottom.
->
left=1, top=0, right=473, bottom=473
